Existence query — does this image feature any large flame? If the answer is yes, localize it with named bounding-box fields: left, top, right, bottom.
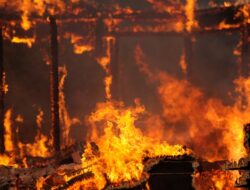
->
left=135, top=44, right=247, bottom=162
left=135, top=44, right=248, bottom=189
left=79, top=100, right=188, bottom=189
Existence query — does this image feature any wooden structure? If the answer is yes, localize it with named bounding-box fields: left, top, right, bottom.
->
left=0, top=2, right=249, bottom=161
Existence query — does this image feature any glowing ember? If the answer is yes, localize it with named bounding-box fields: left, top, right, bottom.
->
left=179, top=49, right=188, bottom=77
left=11, top=36, right=35, bottom=48
left=193, top=170, right=238, bottom=190
left=64, top=32, right=94, bottom=54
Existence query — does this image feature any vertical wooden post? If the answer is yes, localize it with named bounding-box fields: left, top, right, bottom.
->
left=0, top=26, right=5, bottom=154
left=110, top=37, right=120, bottom=100
left=184, top=32, right=193, bottom=80
left=95, top=18, right=107, bottom=59
left=49, top=16, right=60, bottom=152
left=241, top=24, right=250, bottom=77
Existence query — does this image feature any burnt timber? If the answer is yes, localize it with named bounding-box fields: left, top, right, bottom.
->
left=49, top=16, right=60, bottom=152
left=0, top=25, right=5, bottom=153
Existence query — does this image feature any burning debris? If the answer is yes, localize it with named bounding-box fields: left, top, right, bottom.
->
left=0, top=0, right=250, bottom=190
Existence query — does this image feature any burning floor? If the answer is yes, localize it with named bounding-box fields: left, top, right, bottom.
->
left=1, top=0, right=250, bottom=190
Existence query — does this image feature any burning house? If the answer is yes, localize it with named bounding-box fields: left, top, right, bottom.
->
left=0, top=0, right=250, bottom=189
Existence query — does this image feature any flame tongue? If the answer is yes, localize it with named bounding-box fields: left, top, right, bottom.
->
left=79, top=100, right=188, bottom=189
left=135, top=44, right=248, bottom=162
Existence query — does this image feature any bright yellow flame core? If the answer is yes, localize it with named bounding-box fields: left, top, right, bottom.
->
left=0, top=154, right=17, bottom=167
left=185, top=0, right=198, bottom=32
left=80, top=101, right=188, bottom=189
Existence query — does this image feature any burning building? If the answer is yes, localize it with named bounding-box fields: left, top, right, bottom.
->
left=0, top=0, right=250, bottom=189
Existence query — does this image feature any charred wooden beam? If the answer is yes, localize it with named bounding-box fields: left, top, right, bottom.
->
left=49, top=16, right=60, bottom=152
left=196, top=5, right=242, bottom=28
left=110, top=26, right=242, bottom=37
left=95, top=18, right=105, bottom=57
left=0, top=3, right=248, bottom=26
left=0, top=26, right=5, bottom=154
left=241, top=24, right=250, bottom=77
left=184, top=32, right=193, bottom=80
left=110, top=37, right=121, bottom=100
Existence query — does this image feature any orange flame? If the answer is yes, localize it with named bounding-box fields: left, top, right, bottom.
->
left=185, top=0, right=198, bottom=32
left=80, top=100, right=188, bottom=189
left=59, top=66, right=80, bottom=148
left=193, top=170, right=238, bottom=190
left=135, top=45, right=247, bottom=162
left=4, top=109, right=14, bottom=152
left=179, top=49, right=188, bottom=77
left=18, top=108, right=52, bottom=158
left=96, top=37, right=115, bottom=100
left=64, top=32, right=94, bottom=54
left=0, top=153, right=17, bottom=167
left=11, top=36, right=35, bottom=48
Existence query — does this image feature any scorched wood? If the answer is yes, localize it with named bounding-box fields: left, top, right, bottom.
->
left=0, top=25, right=5, bottom=154
left=49, top=16, right=60, bottom=152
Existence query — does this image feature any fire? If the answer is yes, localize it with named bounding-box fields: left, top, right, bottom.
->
left=1, top=1, right=249, bottom=189
left=135, top=44, right=247, bottom=162
left=18, top=108, right=52, bottom=158
left=4, top=109, right=14, bottom=152
left=20, top=0, right=33, bottom=31
left=11, top=36, right=35, bottom=48
left=179, top=49, right=188, bottom=77
left=96, top=37, right=115, bottom=100
left=146, top=0, right=183, bottom=14
left=0, top=153, right=17, bottom=167
left=80, top=100, right=188, bottom=189
left=224, top=2, right=233, bottom=7
left=3, top=72, right=8, bottom=94
left=185, top=0, right=198, bottom=32
left=44, top=37, right=189, bottom=187
left=135, top=44, right=249, bottom=189
left=59, top=66, right=80, bottom=148
left=64, top=32, right=94, bottom=54
left=0, top=0, right=67, bottom=30
left=193, top=170, right=238, bottom=190
left=240, top=3, right=250, bottom=24
left=217, top=20, right=240, bottom=30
